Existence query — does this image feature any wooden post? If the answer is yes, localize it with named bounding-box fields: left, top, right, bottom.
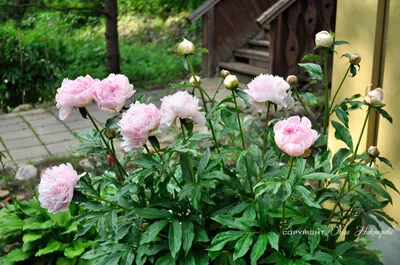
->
left=202, top=7, right=215, bottom=77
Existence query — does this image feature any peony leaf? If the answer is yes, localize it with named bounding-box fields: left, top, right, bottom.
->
left=331, top=120, right=353, bottom=150
left=298, top=63, right=323, bottom=81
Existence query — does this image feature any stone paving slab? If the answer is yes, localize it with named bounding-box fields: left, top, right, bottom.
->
left=0, top=77, right=222, bottom=165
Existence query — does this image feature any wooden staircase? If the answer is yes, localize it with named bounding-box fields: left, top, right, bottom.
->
left=218, top=30, right=270, bottom=83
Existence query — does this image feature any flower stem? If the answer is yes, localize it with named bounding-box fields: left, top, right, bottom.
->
left=180, top=121, right=196, bottom=183
left=292, top=83, right=316, bottom=128
left=280, top=157, right=294, bottom=239
left=257, top=102, right=271, bottom=181
left=329, top=65, right=351, bottom=115
left=326, top=107, right=370, bottom=227
left=84, top=193, right=131, bottom=211
left=231, top=90, right=253, bottom=195
left=186, top=56, right=220, bottom=154
left=323, top=49, right=330, bottom=136
left=85, top=108, right=128, bottom=180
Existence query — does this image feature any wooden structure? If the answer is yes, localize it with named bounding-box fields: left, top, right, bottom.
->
left=187, top=0, right=337, bottom=81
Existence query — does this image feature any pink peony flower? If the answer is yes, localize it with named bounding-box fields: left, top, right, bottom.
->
left=92, top=74, right=135, bottom=114
left=38, top=163, right=79, bottom=214
left=160, top=91, right=206, bottom=128
left=120, top=102, right=161, bottom=152
left=55, top=75, right=99, bottom=120
left=274, top=116, right=319, bottom=157
left=244, top=74, right=294, bottom=112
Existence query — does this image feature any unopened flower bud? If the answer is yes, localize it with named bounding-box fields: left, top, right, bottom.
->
left=315, top=30, right=334, bottom=48
left=189, top=75, right=201, bottom=85
left=364, top=87, right=385, bottom=107
left=286, top=75, right=297, bottom=86
left=220, top=69, right=230, bottom=79
left=368, top=146, right=380, bottom=158
left=104, top=128, right=116, bottom=139
left=350, top=53, right=361, bottom=65
left=223, top=75, right=239, bottom=90
left=177, top=38, right=195, bottom=56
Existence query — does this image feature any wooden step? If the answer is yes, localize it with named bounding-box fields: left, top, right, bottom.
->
left=248, top=39, right=270, bottom=48
left=234, top=48, right=269, bottom=61
left=219, top=62, right=267, bottom=82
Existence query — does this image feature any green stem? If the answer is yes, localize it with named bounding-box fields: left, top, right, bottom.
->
left=84, top=193, right=131, bottom=211
left=326, top=107, right=370, bottom=226
left=323, top=49, right=330, bottom=136
left=280, top=157, right=294, bottom=240
left=186, top=56, right=220, bottom=154
left=212, top=81, right=223, bottom=105
left=292, top=83, right=316, bottom=128
left=257, top=102, right=271, bottom=181
left=180, top=121, right=196, bottom=183
left=85, top=108, right=128, bottom=180
left=329, top=65, right=351, bottom=115
left=110, top=139, right=125, bottom=179
left=232, top=90, right=253, bottom=195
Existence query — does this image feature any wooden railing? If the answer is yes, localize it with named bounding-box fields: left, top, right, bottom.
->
left=187, top=0, right=276, bottom=77
left=257, top=0, right=337, bottom=77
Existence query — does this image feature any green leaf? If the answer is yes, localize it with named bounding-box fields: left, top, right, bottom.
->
left=301, top=53, right=322, bottom=61
left=79, top=107, right=88, bottom=119
left=148, top=136, right=160, bottom=150
left=140, top=220, right=170, bottom=244
left=22, top=231, right=46, bottom=243
left=211, top=215, right=250, bottom=231
left=134, top=208, right=173, bottom=219
left=233, top=234, right=253, bottom=260
left=196, top=48, right=209, bottom=54
left=180, top=153, right=194, bottom=183
left=350, top=65, right=357, bottom=77
left=335, top=242, right=353, bottom=255
left=201, top=171, right=230, bottom=181
left=155, top=253, right=175, bottom=265
left=35, top=239, right=65, bottom=256
left=346, top=216, right=362, bottom=241
left=301, top=92, right=318, bottom=105
left=266, top=232, right=279, bottom=251
left=124, top=250, right=135, bottom=265
left=4, top=248, right=30, bottom=262
left=333, top=40, right=350, bottom=45
left=207, top=231, right=243, bottom=251
left=182, top=221, right=194, bottom=255
left=295, top=186, right=321, bottom=209
left=378, top=156, right=393, bottom=168
left=250, top=234, right=268, bottom=264
left=169, top=220, right=182, bottom=258
left=376, top=108, right=393, bottom=123
left=335, top=108, right=349, bottom=128
left=302, top=173, right=336, bottom=180
left=298, top=63, right=323, bottom=80
left=56, top=257, right=77, bottom=265
left=331, top=120, right=353, bottom=150
left=181, top=252, right=196, bottom=265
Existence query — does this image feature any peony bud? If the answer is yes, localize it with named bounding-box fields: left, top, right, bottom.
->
left=364, top=87, right=385, bottom=107
left=350, top=53, right=361, bottom=65
left=104, top=128, right=116, bottom=139
left=220, top=69, right=230, bottom=79
left=315, top=31, right=334, bottom=48
left=368, top=146, right=380, bottom=158
left=189, top=75, right=201, bottom=85
left=177, top=38, right=195, bottom=56
left=286, top=75, right=298, bottom=86
left=223, top=75, right=239, bottom=90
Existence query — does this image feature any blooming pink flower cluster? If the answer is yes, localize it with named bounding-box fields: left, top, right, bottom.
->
left=38, top=163, right=79, bottom=214
left=120, top=91, right=205, bottom=152
left=55, top=74, right=135, bottom=120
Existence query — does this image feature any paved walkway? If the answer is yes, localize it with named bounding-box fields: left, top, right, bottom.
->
left=0, top=77, right=224, bottom=166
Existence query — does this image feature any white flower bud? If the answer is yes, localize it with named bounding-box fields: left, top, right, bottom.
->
left=350, top=53, right=361, bottom=65
left=177, top=38, right=195, bottom=56
left=189, top=75, right=201, bottom=85
left=315, top=31, right=334, bottom=48
left=364, top=87, right=385, bottom=107
left=286, top=75, right=298, bottom=86
left=368, top=146, right=380, bottom=158
left=220, top=69, right=230, bottom=79
left=223, top=75, right=239, bottom=90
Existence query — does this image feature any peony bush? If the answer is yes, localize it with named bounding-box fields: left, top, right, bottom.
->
left=1, top=32, right=396, bottom=265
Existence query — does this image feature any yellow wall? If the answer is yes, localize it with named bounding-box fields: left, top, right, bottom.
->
left=330, top=0, right=399, bottom=224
